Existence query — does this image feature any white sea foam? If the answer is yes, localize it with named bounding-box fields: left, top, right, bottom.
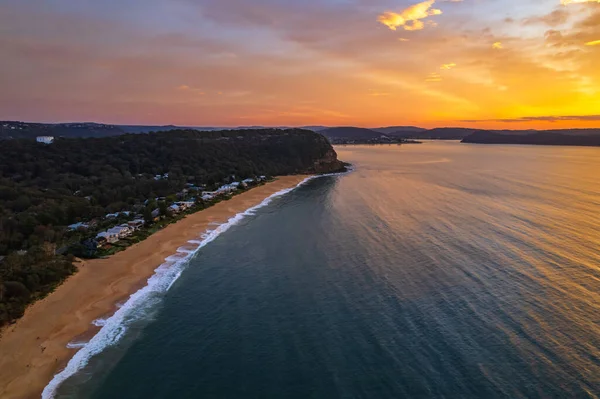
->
left=66, top=341, right=88, bottom=349
left=91, top=318, right=107, bottom=327
left=42, top=170, right=350, bottom=399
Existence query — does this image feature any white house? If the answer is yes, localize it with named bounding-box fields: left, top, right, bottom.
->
left=108, top=225, right=133, bottom=239
left=127, top=219, right=145, bottom=230
left=96, top=231, right=119, bottom=244
left=36, top=136, right=54, bottom=144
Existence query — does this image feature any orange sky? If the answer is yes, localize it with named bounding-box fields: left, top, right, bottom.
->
left=0, top=0, right=599, bottom=129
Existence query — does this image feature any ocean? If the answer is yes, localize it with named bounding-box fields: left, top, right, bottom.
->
left=50, top=142, right=600, bottom=398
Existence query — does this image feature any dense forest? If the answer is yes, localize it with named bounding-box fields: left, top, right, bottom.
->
left=0, top=128, right=345, bottom=326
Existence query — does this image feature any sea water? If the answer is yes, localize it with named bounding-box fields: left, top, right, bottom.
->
left=51, top=142, right=600, bottom=398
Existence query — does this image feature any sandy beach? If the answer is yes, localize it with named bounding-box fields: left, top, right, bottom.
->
left=0, top=175, right=311, bottom=399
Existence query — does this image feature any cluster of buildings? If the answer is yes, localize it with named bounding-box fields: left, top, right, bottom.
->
left=95, top=219, right=145, bottom=247
left=200, top=177, right=266, bottom=201
left=71, top=175, right=268, bottom=250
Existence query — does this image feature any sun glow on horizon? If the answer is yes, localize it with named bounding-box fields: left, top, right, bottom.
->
left=0, top=0, right=598, bottom=129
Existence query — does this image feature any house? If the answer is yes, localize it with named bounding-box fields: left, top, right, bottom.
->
left=109, top=225, right=133, bottom=239
left=127, top=219, right=145, bottom=230
left=67, top=222, right=89, bottom=231
left=174, top=201, right=194, bottom=211
left=97, top=231, right=119, bottom=244
left=216, top=183, right=238, bottom=194
left=169, top=204, right=182, bottom=214
left=153, top=173, right=170, bottom=181
left=242, top=178, right=254, bottom=184
left=96, top=236, right=108, bottom=247
left=36, top=136, right=54, bottom=144
left=105, top=211, right=131, bottom=219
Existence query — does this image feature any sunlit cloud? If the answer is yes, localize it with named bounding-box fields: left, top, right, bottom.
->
left=378, top=0, right=442, bottom=31
left=398, top=38, right=410, bottom=42
left=561, top=0, right=600, bottom=4
left=441, top=63, right=457, bottom=70
left=492, top=42, right=504, bottom=49
left=463, top=115, right=600, bottom=122
left=425, top=72, right=442, bottom=82
left=177, top=85, right=190, bottom=90
left=585, top=40, right=600, bottom=46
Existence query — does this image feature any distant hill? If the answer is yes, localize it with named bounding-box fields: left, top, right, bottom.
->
left=4, top=121, right=600, bottom=145
left=119, top=125, right=182, bottom=134
left=320, top=127, right=384, bottom=140
left=0, top=121, right=126, bottom=139
left=462, top=130, right=600, bottom=146
left=397, top=128, right=478, bottom=140
left=372, top=126, right=427, bottom=135
left=301, top=126, right=329, bottom=132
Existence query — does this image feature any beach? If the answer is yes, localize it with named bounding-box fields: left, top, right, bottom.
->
left=0, top=175, right=311, bottom=399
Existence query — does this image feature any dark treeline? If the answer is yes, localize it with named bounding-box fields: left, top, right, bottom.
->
left=0, top=128, right=345, bottom=326
left=462, top=131, right=600, bottom=146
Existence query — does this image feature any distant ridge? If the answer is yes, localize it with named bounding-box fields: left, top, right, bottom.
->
left=462, top=130, right=600, bottom=146
left=319, top=126, right=383, bottom=140
left=2, top=121, right=600, bottom=144
left=372, top=126, right=427, bottom=135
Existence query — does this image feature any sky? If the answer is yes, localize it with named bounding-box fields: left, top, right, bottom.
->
left=0, top=0, right=599, bottom=129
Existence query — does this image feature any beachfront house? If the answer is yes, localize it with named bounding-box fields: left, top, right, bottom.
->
left=174, top=201, right=194, bottom=211
left=201, top=193, right=215, bottom=201
left=109, top=225, right=133, bottom=239
left=96, top=231, right=119, bottom=244
left=127, top=219, right=145, bottom=230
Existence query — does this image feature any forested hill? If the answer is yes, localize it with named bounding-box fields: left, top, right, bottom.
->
left=0, top=129, right=344, bottom=254
left=0, top=128, right=345, bottom=325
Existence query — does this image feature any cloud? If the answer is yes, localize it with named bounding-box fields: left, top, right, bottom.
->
left=524, top=8, right=570, bottom=26
left=378, top=0, right=442, bottom=31
left=586, top=39, right=600, bottom=45
left=462, top=115, right=600, bottom=122
left=492, top=42, right=503, bottom=49
left=425, top=72, right=442, bottom=82
left=561, top=0, right=600, bottom=4
left=441, top=62, right=456, bottom=69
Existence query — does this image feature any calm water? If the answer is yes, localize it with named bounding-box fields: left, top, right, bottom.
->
left=56, top=142, right=600, bottom=398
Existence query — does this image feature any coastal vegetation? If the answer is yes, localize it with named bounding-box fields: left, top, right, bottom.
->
left=0, top=128, right=346, bottom=327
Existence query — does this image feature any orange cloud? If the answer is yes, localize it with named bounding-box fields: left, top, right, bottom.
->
left=425, top=72, right=442, bottom=82
left=441, top=63, right=457, bottom=69
left=585, top=40, right=600, bottom=45
left=378, top=0, right=442, bottom=31
left=492, top=42, right=503, bottom=49
left=561, top=0, right=600, bottom=4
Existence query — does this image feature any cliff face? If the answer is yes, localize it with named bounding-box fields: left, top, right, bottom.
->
left=310, top=147, right=347, bottom=174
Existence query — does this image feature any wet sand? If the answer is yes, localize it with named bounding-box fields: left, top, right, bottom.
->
left=0, top=176, right=310, bottom=399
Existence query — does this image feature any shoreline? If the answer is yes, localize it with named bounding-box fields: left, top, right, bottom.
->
left=0, top=175, right=312, bottom=399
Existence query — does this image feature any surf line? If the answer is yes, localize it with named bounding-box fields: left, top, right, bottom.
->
left=41, top=169, right=351, bottom=399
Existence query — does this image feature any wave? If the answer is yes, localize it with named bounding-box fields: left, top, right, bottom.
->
left=41, top=172, right=349, bottom=399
